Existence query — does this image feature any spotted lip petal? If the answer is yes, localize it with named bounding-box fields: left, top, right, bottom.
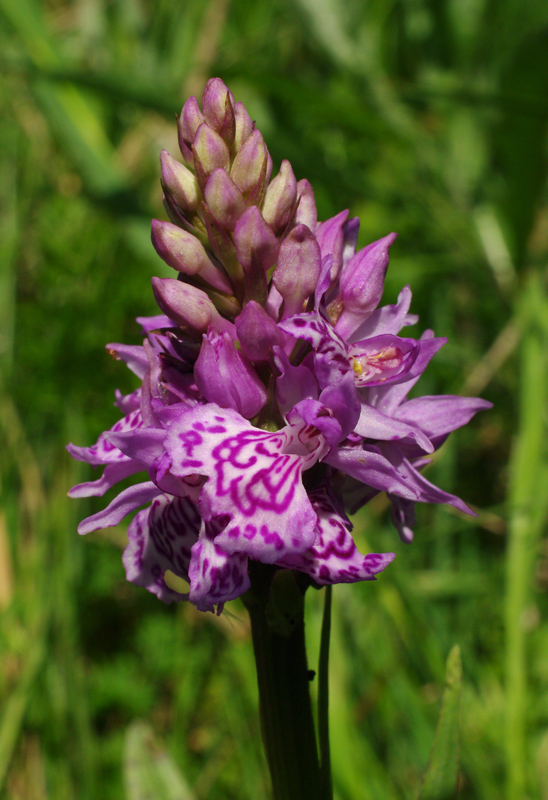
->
left=277, top=484, right=395, bottom=584
left=188, top=517, right=250, bottom=612
left=123, top=495, right=199, bottom=604
left=163, top=403, right=325, bottom=563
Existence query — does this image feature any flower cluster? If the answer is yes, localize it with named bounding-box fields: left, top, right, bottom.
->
left=68, top=79, right=490, bottom=612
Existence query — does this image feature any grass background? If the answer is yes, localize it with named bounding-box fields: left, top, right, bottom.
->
left=1, top=0, right=548, bottom=797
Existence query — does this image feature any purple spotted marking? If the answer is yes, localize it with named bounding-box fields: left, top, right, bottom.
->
left=164, top=404, right=322, bottom=563
left=277, top=484, right=395, bottom=584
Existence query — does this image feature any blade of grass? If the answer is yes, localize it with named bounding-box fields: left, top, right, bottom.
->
left=0, top=628, right=46, bottom=791
left=124, top=721, right=197, bottom=800
left=417, top=645, right=462, bottom=800
left=1, top=0, right=130, bottom=197
left=505, top=270, right=548, bottom=799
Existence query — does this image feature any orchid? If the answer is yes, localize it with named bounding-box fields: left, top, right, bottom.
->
left=67, top=77, right=491, bottom=800
left=68, top=77, right=490, bottom=615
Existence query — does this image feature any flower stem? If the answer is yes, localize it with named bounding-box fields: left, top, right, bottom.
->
left=244, top=563, right=321, bottom=800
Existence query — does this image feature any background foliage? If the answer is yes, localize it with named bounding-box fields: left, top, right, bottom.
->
left=1, top=0, right=548, bottom=797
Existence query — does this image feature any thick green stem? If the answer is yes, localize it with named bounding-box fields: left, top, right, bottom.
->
left=244, top=564, right=321, bottom=800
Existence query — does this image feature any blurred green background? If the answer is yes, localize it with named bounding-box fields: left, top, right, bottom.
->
left=1, top=0, right=548, bottom=797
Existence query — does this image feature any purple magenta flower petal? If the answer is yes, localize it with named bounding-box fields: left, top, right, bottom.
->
left=104, top=427, right=166, bottom=466
left=164, top=404, right=321, bottom=562
left=78, top=481, right=161, bottom=535
left=349, top=285, right=418, bottom=341
left=318, top=375, right=360, bottom=441
left=279, top=311, right=336, bottom=350
left=354, top=402, right=433, bottom=453
left=192, top=122, right=230, bottom=183
left=105, top=344, right=149, bottom=379
left=273, top=347, right=318, bottom=418
left=68, top=460, right=144, bottom=498
left=123, top=494, right=201, bottom=604
left=314, top=256, right=335, bottom=309
left=188, top=517, right=250, bottom=611
left=179, top=96, right=204, bottom=148
left=383, top=445, right=475, bottom=515
left=287, top=398, right=343, bottom=450
left=394, top=395, right=493, bottom=441
left=368, top=332, right=447, bottom=415
left=325, top=445, right=420, bottom=500
left=342, top=217, right=360, bottom=270
left=347, top=334, right=419, bottom=387
left=194, top=331, right=268, bottom=419
left=136, top=314, right=173, bottom=333
left=151, top=219, right=232, bottom=294
left=115, top=388, right=141, bottom=414
left=278, top=485, right=395, bottom=584
left=67, top=407, right=143, bottom=466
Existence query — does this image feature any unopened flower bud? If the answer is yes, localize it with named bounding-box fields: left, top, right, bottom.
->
left=233, top=101, right=253, bottom=153
left=316, top=210, right=349, bottom=282
left=335, top=232, right=398, bottom=338
left=235, top=301, right=285, bottom=362
left=160, top=151, right=200, bottom=213
left=202, top=78, right=235, bottom=146
left=151, top=220, right=232, bottom=294
left=295, top=179, right=317, bottom=230
left=204, top=169, right=245, bottom=231
left=177, top=96, right=204, bottom=163
left=234, top=206, right=278, bottom=303
left=230, top=130, right=272, bottom=200
left=201, top=203, right=244, bottom=295
left=273, top=224, right=321, bottom=317
left=342, top=217, right=360, bottom=269
left=194, top=331, right=267, bottom=419
left=234, top=206, right=279, bottom=272
left=262, top=160, right=297, bottom=232
left=340, top=232, right=397, bottom=314
left=192, top=123, right=230, bottom=190
left=151, top=278, right=233, bottom=334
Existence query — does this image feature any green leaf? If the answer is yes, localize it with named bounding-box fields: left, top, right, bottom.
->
left=123, top=721, right=196, bottom=800
left=417, top=645, right=462, bottom=800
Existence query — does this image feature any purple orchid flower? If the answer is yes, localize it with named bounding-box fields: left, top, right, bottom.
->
left=68, top=78, right=491, bottom=612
